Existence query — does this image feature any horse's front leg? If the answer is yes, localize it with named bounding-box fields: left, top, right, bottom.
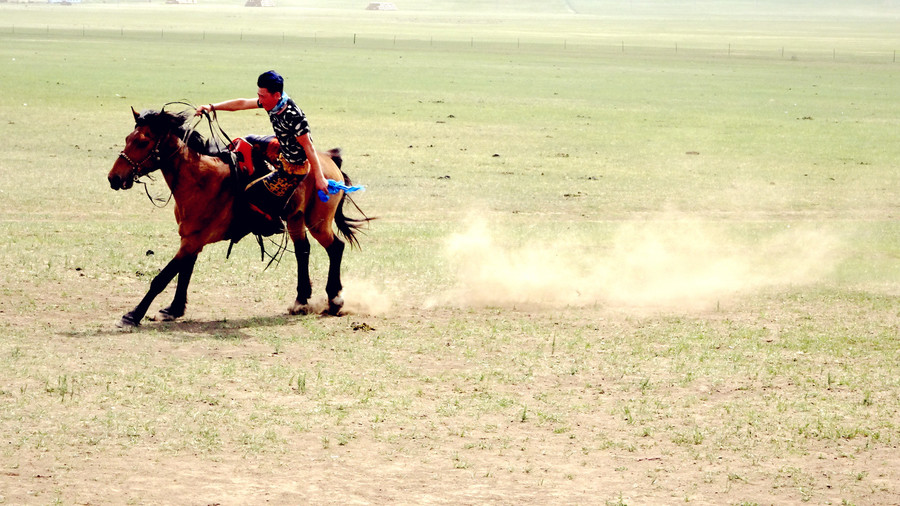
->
left=158, top=254, right=197, bottom=321
left=118, top=255, right=186, bottom=328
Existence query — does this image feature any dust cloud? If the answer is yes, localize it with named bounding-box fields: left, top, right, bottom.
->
left=342, top=278, right=393, bottom=316
left=434, top=216, right=843, bottom=311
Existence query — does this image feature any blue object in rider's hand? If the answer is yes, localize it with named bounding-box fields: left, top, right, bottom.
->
left=317, top=179, right=366, bottom=202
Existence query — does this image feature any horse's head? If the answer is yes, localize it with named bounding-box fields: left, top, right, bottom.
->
left=108, top=107, right=188, bottom=190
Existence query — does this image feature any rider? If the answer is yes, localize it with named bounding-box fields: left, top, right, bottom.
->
left=195, top=70, right=329, bottom=221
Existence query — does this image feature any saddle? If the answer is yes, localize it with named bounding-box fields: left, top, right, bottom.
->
left=226, top=135, right=304, bottom=246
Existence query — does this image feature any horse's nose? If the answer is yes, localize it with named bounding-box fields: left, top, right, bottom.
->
left=109, top=174, right=122, bottom=190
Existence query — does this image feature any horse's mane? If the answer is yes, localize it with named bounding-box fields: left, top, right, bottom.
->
left=136, top=109, right=230, bottom=162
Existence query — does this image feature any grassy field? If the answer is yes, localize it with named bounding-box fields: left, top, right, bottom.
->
left=1, top=1, right=899, bottom=504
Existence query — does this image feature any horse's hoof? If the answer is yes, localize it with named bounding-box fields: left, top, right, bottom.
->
left=158, top=306, right=183, bottom=322
left=289, top=301, right=312, bottom=315
left=116, top=313, right=140, bottom=328
left=327, top=295, right=344, bottom=316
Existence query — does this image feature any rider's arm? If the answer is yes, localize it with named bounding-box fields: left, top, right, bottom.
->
left=298, top=132, right=328, bottom=192
left=196, top=98, right=258, bottom=115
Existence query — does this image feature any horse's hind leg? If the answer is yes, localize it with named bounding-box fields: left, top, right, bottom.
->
left=307, top=194, right=346, bottom=315
left=289, top=235, right=313, bottom=315
left=324, top=237, right=345, bottom=315
left=287, top=217, right=314, bottom=315
left=288, top=217, right=346, bottom=316
left=307, top=224, right=345, bottom=316
left=158, top=254, right=197, bottom=321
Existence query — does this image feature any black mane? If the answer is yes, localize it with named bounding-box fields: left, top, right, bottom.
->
left=136, top=109, right=230, bottom=162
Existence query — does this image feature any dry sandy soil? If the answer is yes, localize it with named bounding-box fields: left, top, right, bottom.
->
left=2, top=281, right=899, bottom=506
left=1, top=220, right=898, bottom=505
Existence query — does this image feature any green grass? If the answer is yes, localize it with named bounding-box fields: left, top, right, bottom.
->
left=0, top=1, right=899, bottom=504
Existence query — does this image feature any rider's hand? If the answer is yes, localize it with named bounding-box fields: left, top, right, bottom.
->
left=195, top=104, right=211, bottom=116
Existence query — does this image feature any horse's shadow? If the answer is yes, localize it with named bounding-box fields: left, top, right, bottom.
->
left=84, top=310, right=338, bottom=341
left=147, top=313, right=300, bottom=341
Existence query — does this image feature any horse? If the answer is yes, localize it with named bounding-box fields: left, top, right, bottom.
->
left=107, top=107, right=368, bottom=328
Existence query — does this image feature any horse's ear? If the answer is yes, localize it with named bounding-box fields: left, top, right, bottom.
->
left=131, top=107, right=140, bottom=123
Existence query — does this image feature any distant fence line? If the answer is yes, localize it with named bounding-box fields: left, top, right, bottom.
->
left=3, top=24, right=898, bottom=64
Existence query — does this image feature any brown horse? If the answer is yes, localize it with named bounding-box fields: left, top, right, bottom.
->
left=108, top=107, right=367, bottom=328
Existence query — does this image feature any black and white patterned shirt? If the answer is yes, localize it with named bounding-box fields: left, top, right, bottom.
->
left=262, top=98, right=311, bottom=165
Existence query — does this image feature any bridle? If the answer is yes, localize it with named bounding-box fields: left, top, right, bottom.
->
left=113, top=104, right=225, bottom=208
left=117, top=138, right=162, bottom=179
left=116, top=135, right=176, bottom=207
left=117, top=102, right=211, bottom=180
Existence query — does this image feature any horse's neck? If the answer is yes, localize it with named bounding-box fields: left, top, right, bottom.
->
left=163, top=141, right=231, bottom=202
left=159, top=138, right=235, bottom=241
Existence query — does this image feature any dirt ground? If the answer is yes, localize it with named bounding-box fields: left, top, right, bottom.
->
left=2, top=276, right=899, bottom=506
left=8, top=443, right=899, bottom=505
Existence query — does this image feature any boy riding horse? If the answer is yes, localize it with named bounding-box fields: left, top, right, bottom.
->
left=195, top=70, right=329, bottom=234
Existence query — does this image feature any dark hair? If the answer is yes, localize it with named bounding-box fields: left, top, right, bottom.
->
left=257, top=70, right=284, bottom=94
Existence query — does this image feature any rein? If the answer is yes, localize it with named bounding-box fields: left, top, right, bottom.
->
left=119, top=102, right=206, bottom=208
left=123, top=103, right=293, bottom=264
left=188, top=103, right=294, bottom=266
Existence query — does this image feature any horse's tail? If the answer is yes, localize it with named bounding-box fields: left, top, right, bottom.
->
left=327, top=148, right=343, bottom=169
left=334, top=169, right=374, bottom=250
